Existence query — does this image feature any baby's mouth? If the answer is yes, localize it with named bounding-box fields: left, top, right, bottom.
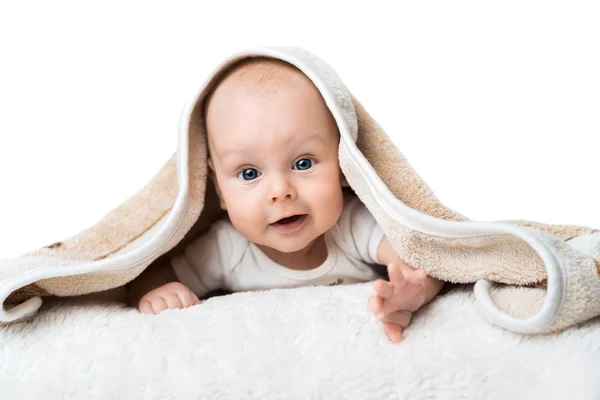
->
left=270, top=214, right=308, bottom=233
left=272, top=214, right=306, bottom=225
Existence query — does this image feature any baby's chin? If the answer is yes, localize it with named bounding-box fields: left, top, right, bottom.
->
left=251, top=230, right=323, bottom=254
left=257, top=237, right=313, bottom=253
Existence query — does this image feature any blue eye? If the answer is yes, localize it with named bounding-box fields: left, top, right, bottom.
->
left=238, top=168, right=262, bottom=181
left=293, top=158, right=314, bottom=171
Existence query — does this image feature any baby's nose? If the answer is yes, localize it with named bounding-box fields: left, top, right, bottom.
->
left=268, top=176, right=297, bottom=204
left=270, top=193, right=293, bottom=204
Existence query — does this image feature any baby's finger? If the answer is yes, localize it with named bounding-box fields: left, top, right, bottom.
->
left=381, top=309, right=412, bottom=329
left=392, top=289, right=424, bottom=313
left=381, top=295, right=407, bottom=315
left=373, top=279, right=393, bottom=298
left=139, top=300, right=155, bottom=315
left=191, top=292, right=201, bottom=305
left=408, top=286, right=427, bottom=312
left=150, top=297, right=168, bottom=314
left=176, top=289, right=196, bottom=308
left=387, top=263, right=406, bottom=287
left=382, top=321, right=404, bottom=343
left=163, top=294, right=183, bottom=310
left=408, top=268, right=428, bottom=284
left=380, top=299, right=399, bottom=316
left=403, top=271, right=426, bottom=297
left=368, top=295, right=383, bottom=315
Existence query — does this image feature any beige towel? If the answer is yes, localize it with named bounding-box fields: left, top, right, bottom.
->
left=1, top=47, right=599, bottom=333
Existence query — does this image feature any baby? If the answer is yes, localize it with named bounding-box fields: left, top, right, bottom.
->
left=128, top=58, right=445, bottom=343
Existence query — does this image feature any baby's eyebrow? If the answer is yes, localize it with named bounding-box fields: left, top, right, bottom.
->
left=218, top=150, right=248, bottom=168
left=284, top=132, right=330, bottom=148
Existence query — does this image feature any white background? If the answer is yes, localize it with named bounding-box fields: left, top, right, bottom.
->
left=0, top=1, right=598, bottom=259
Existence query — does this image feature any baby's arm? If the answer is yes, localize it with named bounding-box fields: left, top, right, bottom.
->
left=126, top=260, right=200, bottom=315
left=127, top=220, right=234, bottom=314
left=368, top=235, right=445, bottom=343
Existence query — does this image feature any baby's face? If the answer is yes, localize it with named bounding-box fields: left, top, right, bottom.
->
left=206, top=74, right=345, bottom=254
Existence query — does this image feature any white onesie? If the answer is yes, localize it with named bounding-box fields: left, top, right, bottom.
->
left=171, top=196, right=385, bottom=298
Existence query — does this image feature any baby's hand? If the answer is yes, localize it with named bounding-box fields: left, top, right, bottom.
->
left=138, top=282, right=201, bottom=315
left=368, top=262, right=428, bottom=343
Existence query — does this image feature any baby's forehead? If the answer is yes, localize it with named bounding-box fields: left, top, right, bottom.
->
left=208, top=111, right=339, bottom=165
left=208, top=58, right=311, bottom=102
left=205, top=58, right=339, bottom=156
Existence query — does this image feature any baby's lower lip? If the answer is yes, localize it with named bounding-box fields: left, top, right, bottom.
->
left=270, top=214, right=307, bottom=233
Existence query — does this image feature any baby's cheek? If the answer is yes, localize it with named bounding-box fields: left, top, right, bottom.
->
left=225, top=195, right=266, bottom=238
left=228, top=209, right=259, bottom=238
left=315, top=169, right=343, bottom=194
left=309, top=178, right=343, bottom=213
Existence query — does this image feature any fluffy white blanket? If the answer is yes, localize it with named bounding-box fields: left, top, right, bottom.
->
left=1, top=284, right=599, bottom=399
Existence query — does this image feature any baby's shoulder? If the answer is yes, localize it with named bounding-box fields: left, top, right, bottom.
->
left=338, top=194, right=371, bottom=224
left=181, top=218, right=248, bottom=255
left=329, top=195, right=368, bottom=238
left=328, top=194, right=383, bottom=264
left=187, top=218, right=248, bottom=271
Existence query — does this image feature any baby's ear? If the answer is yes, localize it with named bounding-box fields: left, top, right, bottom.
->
left=208, top=158, right=227, bottom=210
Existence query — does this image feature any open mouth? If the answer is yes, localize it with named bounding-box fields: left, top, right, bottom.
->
left=270, top=214, right=308, bottom=233
left=274, top=215, right=304, bottom=225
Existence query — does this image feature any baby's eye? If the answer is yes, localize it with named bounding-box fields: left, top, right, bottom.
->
left=238, top=168, right=262, bottom=181
left=292, top=158, right=314, bottom=171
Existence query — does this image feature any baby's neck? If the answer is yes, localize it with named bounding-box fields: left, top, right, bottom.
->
left=256, top=235, right=327, bottom=271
